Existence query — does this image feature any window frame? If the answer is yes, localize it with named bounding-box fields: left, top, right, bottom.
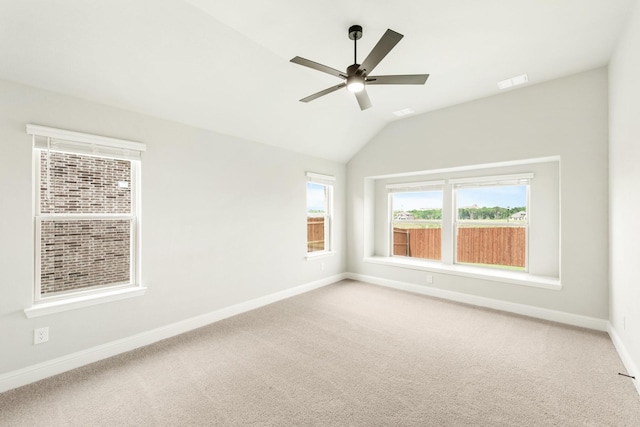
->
left=387, top=180, right=444, bottom=261
left=451, top=174, right=532, bottom=272
left=25, top=124, right=146, bottom=317
left=386, top=173, right=533, bottom=272
left=306, top=172, right=335, bottom=258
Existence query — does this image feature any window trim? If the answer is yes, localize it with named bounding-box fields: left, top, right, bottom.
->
left=26, top=124, right=146, bottom=316
left=24, top=286, right=148, bottom=318
left=363, top=255, right=561, bottom=290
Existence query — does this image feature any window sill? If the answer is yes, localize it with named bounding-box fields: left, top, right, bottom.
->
left=24, top=286, right=147, bottom=318
left=306, top=251, right=336, bottom=261
left=364, top=256, right=561, bottom=290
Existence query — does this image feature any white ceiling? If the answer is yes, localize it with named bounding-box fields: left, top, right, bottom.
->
left=0, top=0, right=635, bottom=162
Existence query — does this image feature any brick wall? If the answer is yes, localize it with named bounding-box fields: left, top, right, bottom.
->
left=39, top=152, right=133, bottom=296
left=40, top=220, right=131, bottom=295
left=40, top=152, right=131, bottom=214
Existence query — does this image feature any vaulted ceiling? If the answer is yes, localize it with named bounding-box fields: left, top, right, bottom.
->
left=0, top=0, right=634, bottom=162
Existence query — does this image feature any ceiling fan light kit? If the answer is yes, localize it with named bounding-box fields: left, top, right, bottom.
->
left=346, top=76, right=364, bottom=93
left=290, top=24, right=429, bottom=110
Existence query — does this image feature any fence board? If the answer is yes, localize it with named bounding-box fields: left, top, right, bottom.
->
left=393, top=228, right=410, bottom=256
left=457, top=227, right=525, bottom=267
left=393, top=228, right=441, bottom=260
left=410, top=228, right=441, bottom=260
left=307, top=217, right=325, bottom=252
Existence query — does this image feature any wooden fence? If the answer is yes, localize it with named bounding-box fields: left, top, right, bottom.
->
left=307, top=217, right=325, bottom=252
left=457, top=227, right=525, bottom=267
left=393, top=227, right=525, bottom=267
left=393, top=228, right=441, bottom=260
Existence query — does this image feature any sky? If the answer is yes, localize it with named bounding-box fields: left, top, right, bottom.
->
left=457, top=186, right=527, bottom=208
left=392, top=190, right=442, bottom=211
left=307, top=182, right=326, bottom=212
left=392, top=186, right=527, bottom=211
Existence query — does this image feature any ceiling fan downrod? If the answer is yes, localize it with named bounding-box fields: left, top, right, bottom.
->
left=348, top=25, right=363, bottom=66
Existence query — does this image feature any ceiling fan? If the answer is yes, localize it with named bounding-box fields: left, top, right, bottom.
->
left=290, top=25, right=429, bottom=111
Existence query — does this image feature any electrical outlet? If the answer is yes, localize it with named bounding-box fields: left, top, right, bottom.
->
left=623, top=315, right=626, bottom=331
left=34, top=327, right=49, bottom=345
left=321, top=262, right=325, bottom=271
left=427, top=275, right=433, bottom=284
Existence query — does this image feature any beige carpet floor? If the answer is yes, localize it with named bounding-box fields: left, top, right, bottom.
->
left=1, top=280, right=639, bottom=426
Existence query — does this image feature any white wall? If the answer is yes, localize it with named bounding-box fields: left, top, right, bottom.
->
left=347, top=68, right=609, bottom=319
left=0, top=79, right=345, bottom=375
left=609, top=0, right=640, bottom=384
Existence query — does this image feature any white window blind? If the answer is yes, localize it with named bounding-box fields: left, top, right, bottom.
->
left=450, top=173, right=533, bottom=189
left=27, top=124, right=146, bottom=161
left=306, top=171, right=335, bottom=185
left=386, top=180, right=445, bottom=193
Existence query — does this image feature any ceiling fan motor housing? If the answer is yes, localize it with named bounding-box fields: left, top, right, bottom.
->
left=347, top=63, right=363, bottom=77
left=348, top=25, right=363, bottom=40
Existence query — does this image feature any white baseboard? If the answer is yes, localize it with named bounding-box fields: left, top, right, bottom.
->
left=1, top=273, right=619, bottom=395
left=0, top=273, right=346, bottom=393
left=346, top=272, right=609, bottom=332
left=608, top=324, right=640, bottom=396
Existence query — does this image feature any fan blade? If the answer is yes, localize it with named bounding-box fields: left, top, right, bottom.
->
left=290, top=56, right=347, bottom=79
left=300, top=83, right=346, bottom=103
left=366, top=74, right=429, bottom=85
left=358, top=29, right=403, bottom=75
left=355, top=89, right=372, bottom=111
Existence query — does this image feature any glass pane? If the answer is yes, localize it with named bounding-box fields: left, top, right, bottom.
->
left=40, top=219, right=131, bottom=296
left=391, top=191, right=442, bottom=260
left=456, top=185, right=527, bottom=221
left=40, top=151, right=132, bottom=214
left=456, top=185, right=527, bottom=270
left=456, top=224, right=526, bottom=270
left=307, top=182, right=327, bottom=252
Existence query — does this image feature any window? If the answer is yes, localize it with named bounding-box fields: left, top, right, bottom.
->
left=28, top=124, right=145, bottom=307
left=306, top=172, right=334, bottom=254
left=384, top=172, right=541, bottom=275
left=388, top=181, right=443, bottom=260
left=368, top=158, right=559, bottom=287
left=452, top=175, right=531, bottom=271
